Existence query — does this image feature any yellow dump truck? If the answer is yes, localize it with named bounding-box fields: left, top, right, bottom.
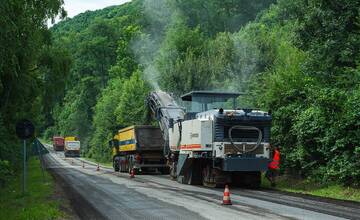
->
left=110, top=125, right=168, bottom=174
left=64, top=136, right=80, bottom=157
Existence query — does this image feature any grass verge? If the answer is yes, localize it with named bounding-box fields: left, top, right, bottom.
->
left=38, top=138, right=50, bottom=145
left=261, top=175, right=360, bottom=202
left=0, top=157, right=66, bottom=220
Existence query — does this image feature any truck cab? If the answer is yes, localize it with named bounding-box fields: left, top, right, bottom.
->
left=53, top=136, right=65, bottom=151
left=64, top=136, right=80, bottom=157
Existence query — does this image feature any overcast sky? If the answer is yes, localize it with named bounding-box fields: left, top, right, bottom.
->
left=63, top=0, right=131, bottom=18
left=49, top=0, right=131, bottom=26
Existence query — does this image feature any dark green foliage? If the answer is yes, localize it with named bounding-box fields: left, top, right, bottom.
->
left=0, top=114, right=14, bottom=187
left=171, top=0, right=276, bottom=36
left=0, top=0, right=66, bottom=185
left=88, top=79, right=122, bottom=161
left=39, top=46, right=72, bottom=130
left=46, top=1, right=147, bottom=159
left=157, top=24, right=210, bottom=95
left=246, top=0, right=360, bottom=185
left=114, top=71, right=150, bottom=127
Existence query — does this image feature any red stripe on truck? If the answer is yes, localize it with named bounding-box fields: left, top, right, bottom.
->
left=180, top=144, right=202, bottom=149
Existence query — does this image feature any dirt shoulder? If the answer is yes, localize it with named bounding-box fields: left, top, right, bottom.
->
left=51, top=176, right=80, bottom=220
left=262, top=175, right=360, bottom=203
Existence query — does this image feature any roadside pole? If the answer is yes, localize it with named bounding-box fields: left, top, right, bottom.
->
left=16, top=119, right=35, bottom=196
left=23, top=139, right=26, bottom=195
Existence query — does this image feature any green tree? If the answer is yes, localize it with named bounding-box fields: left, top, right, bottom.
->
left=157, top=24, right=209, bottom=95
left=170, top=0, right=275, bottom=36
left=88, top=78, right=124, bottom=161
left=0, top=0, right=65, bottom=185
left=115, top=71, right=150, bottom=126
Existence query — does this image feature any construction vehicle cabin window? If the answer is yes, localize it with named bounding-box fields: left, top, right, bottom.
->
left=180, top=91, right=241, bottom=113
left=191, top=95, right=236, bottom=112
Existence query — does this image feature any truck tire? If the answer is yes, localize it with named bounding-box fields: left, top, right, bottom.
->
left=113, top=159, right=120, bottom=172
left=121, top=161, right=126, bottom=172
left=169, top=162, right=177, bottom=180
left=121, top=157, right=129, bottom=173
left=202, top=164, right=217, bottom=187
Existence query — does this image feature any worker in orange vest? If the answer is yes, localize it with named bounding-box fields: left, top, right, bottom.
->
left=266, top=146, right=280, bottom=187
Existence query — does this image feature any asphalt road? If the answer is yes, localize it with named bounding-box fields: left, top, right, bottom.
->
left=43, top=144, right=360, bottom=220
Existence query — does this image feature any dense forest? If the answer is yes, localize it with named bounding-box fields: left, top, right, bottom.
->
left=0, top=0, right=67, bottom=186
left=1, top=0, right=360, bottom=187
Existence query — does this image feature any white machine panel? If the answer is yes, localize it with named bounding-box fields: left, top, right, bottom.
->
left=169, top=122, right=180, bottom=151
left=180, top=119, right=212, bottom=151
left=169, top=119, right=212, bottom=152
left=213, top=142, right=270, bottom=159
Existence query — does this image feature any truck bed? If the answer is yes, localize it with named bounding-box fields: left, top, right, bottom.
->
left=118, top=125, right=164, bottom=152
left=135, top=126, right=164, bottom=151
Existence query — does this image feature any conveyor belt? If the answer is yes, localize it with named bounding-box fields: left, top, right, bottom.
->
left=146, top=91, right=185, bottom=154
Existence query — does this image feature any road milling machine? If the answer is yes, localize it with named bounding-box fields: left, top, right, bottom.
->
left=147, top=91, right=272, bottom=187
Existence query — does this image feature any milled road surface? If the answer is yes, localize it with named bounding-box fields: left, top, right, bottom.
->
left=43, top=144, right=360, bottom=220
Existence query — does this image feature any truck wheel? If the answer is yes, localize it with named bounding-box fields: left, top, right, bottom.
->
left=113, top=159, right=120, bottom=172
left=169, top=162, right=177, bottom=180
left=202, top=164, right=216, bottom=188
left=128, top=159, right=133, bottom=174
left=121, top=161, right=126, bottom=172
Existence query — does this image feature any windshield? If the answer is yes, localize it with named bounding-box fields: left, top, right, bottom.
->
left=186, top=96, right=236, bottom=112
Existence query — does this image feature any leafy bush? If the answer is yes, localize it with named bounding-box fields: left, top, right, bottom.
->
left=247, top=0, right=360, bottom=185
left=0, top=160, right=12, bottom=187
left=43, top=126, right=57, bottom=141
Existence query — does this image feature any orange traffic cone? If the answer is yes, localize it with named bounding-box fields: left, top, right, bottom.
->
left=222, top=185, right=232, bottom=205
left=96, top=163, right=100, bottom=171
left=130, top=168, right=135, bottom=178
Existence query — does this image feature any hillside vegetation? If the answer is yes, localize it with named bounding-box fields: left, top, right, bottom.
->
left=1, top=0, right=359, bottom=187
left=0, top=0, right=67, bottom=186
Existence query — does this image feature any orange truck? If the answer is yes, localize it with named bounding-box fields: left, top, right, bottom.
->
left=52, top=136, right=65, bottom=151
